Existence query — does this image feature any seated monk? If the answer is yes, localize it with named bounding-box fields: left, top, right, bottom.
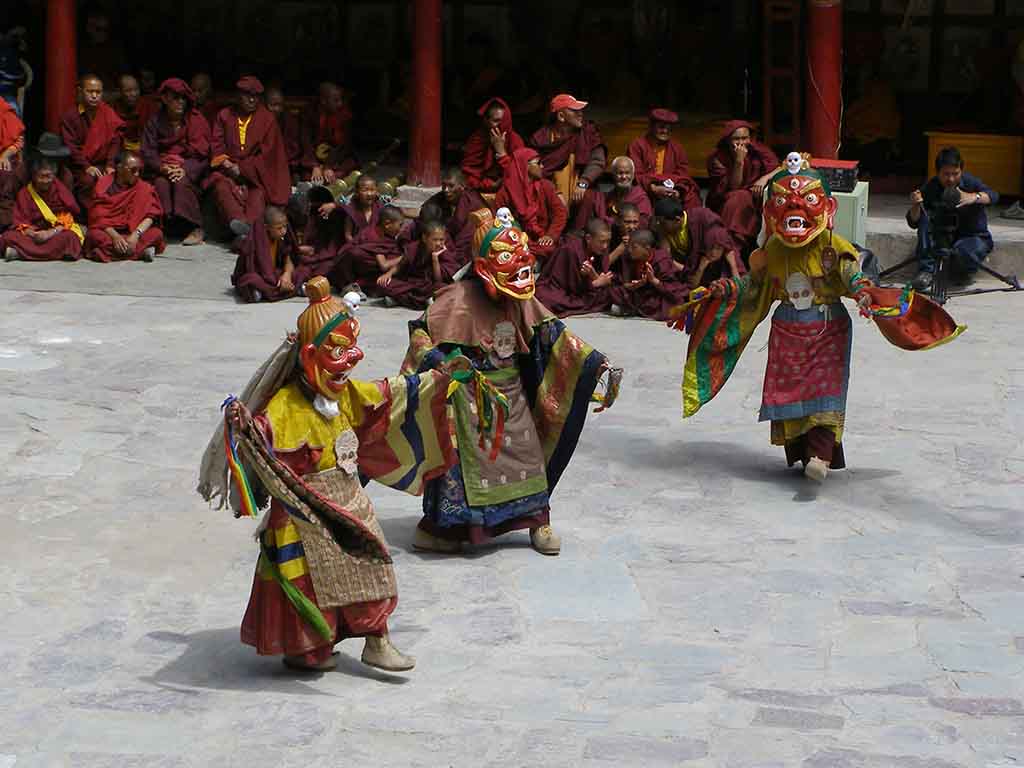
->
left=378, top=219, right=448, bottom=310
left=292, top=185, right=346, bottom=291
left=572, top=155, right=652, bottom=232
left=627, top=108, right=701, bottom=211
left=606, top=202, right=642, bottom=275
left=205, top=76, right=291, bottom=238
left=265, top=86, right=303, bottom=182
left=0, top=97, right=26, bottom=231
left=329, top=204, right=404, bottom=296
left=141, top=78, right=210, bottom=245
left=652, top=197, right=743, bottom=288
left=494, top=147, right=567, bottom=260
left=59, top=74, right=125, bottom=210
left=421, top=167, right=486, bottom=277
left=706, top=120, right=779, bottom=254
left=191, top=72, right=220, bottom=127
left=461, top=96, right=524, bottom=194
left=3, top=156, right=84, bottom=262
left=529, top=93, right=606, bottom=207
left=607, top=228, right=689, bottom=320
left=113, top=74, right=157, bottom=153
left=301, top=82, right=356, bottom=184
left=85, top=150, right=165, bottom=262
left=231, top=206, right=299, bottom=302
left=333, top=174, right=383, bottom=244
left=535, top=218, right=614, bottom=317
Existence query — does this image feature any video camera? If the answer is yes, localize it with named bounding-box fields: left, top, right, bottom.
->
left=924, top=185, right=962, bottom=252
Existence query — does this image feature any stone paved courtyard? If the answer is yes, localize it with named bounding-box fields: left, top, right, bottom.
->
left=1, top=244, right=1023, bottom=767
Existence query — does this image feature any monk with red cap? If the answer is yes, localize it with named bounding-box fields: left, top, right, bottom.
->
left=494, top=148, right=567, bottom=261
left=85, top=150, right=165, bottom=262
left=141, top=78, right=210, bottom=245
left=628, top=108, right=701, bottom=211
left=706, top=120, right=779, bottom=254
left=0, top=97, right=26, bottom=232
left=60, top=74, right=125, bottom=210
left=461, top=97, right=524, bottom=194
left=529, top=94, right=606, bottom=207
left=206, top=76, right=291, bottom=238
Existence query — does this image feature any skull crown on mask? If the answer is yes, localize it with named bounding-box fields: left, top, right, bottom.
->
left=764, top=169, right=837, bottom=248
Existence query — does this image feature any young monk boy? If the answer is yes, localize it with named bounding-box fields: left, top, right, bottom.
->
left=3, top=156, right=84, bottom=261
left=327, top=174, right=381, bottom=244
left=378, top=220, right=448, bottom=309
left=607, top=228, right=689, bottom=320
left=535, top=218, right=614, bottom=317
left=330, top=204, right=405, bottom=296
left=231, top=206, right=298, bottom=302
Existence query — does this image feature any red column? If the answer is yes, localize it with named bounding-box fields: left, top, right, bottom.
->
left=805, top=0, right=842, bottom=159
left=408, top=0, right=442, bottom=187
left=45, top=0, right=78, bottom=132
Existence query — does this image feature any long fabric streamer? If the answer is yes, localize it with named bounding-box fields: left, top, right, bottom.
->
left=221, top=395, right=258, bottom=518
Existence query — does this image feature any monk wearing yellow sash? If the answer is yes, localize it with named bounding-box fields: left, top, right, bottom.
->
left=3, top=156, right=85, bottom=262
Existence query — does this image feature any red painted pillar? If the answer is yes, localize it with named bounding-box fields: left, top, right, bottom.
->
left=45, top=0, right=78, bottom=132
left=408, top=0, right=442, bottom=186
left=805, top=0, right=842, bottom=159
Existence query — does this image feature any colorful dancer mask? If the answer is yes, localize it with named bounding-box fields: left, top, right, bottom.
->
left=764, top=165, right=837, bottom=248
left=472, top=210, right=536, bottom=301
left=297, top=277, right=364, bottom=401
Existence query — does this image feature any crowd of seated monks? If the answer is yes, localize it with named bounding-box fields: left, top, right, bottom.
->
left=1, top=77, right=781, bottom=321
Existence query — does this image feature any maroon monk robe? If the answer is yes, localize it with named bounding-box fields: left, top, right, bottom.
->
left=329, top=224, right=402, bottom=295
left=299, top=104, right=356, bottom=179
left=535, top=236, right=612, bottom=317
left=59, top=103, right=125, bottom=209
left=141, top=108, right=211, bottom=228
left=291, top=207, right=346, bottom=287
left=114, top=97, right=156, bottom=151
left=206, top=105, right=291, bottom=226
left=340, top=199, right=383, bottom=243
left=422, top=188, right=486, bottom=276
left=0, top=130, right=25, bottom=232
left=494, top=149, right=567, bottom=260
left=528, top=120, right=606, bottom=186
left=627, top=134, right=702, bottom=210
left=607, top=248, right=689, bottom=321
left=572, top=184, right=652, bottom=232
left=705, top=120, right=779, bottom=251
left=677, top=207, right=743, bottom=286
left=3, top=180, right=83, bottom=261
left=85, top=174, right=165, bottom=262
left=231, top=219, right=299, bottom=302
left=461, top=97, right=525, bottom=193
left=380, top=240, right=440, bottom=310
left=277, top=110, right=304, bottom=179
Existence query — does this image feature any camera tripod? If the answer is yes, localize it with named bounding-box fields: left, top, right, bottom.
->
left=879, top=248, right=1022, bottom=305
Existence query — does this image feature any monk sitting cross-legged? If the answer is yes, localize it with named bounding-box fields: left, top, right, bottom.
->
left=378, top=219, right=448, bottom=310
left=607, top=228, right=689, bottom=320
left=301, top=82, right=356, bottom=184
left=0, top=97, right=26, bottom=232
left=420, top=168, right=486, bottom=278
left=291, top=185, right=347, bottom=293
left=231, top=206, right=299, bottom=302
left=329, top=204, right=405, bottom=297
left=706, top=120, right=779, bottom=255
left=494, top=147, right=567, bottom=261
left=571, top=155, right=652, bottom=232
left=653, top=197, right=743, bottom=288
left=59, top=74, right=125, bottom=210
left=141, top=78, right=210, bottom=246
left=606, top=202, right=643, bottom=276
left=85, top=150, right=165, bottom=262
left=535, top=218, right=615, bottom=318
left=206, top=76, right=291, bottom=238
left=332, top=174, right=383, bottom=244
left=627, top=108, right=702, bottom=211
left=3, top=156, right=84, bottom=262
left=460, top=96, right=524, bottom=194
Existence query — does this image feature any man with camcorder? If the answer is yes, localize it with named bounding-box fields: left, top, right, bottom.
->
left=907, top=147, right=997, bottom=292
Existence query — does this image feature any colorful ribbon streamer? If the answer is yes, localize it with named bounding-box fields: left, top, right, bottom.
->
left=221, top=395, right=258, bottom=519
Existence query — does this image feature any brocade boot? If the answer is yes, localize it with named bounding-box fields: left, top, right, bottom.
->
left=530, top=524, right=561, bottom=555
left=412, top=528, right=461, bottom=554
left=804, top=457, right=829, bottom=483
left=361, top=633, right=415, bottom=672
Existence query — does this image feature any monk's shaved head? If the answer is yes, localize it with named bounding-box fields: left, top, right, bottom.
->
left=80, top=73, right=103, bottom=89
left=115, top=149, right=142, bottom=167
left=80, top=75, right=105, bottom=110
left=319, top=82, right=343, bottom=112
left=356, top=175, right=377, bottom=190
left=630, top=229, right=657, bottom=249
left=379, top=205, right=404, bottom=225
left=191, top=73, right=211, bottom=104
left=585, top=218, right=612, bottom=237
left=619, top=203, right=640, bottom=217
left=264, top=206, right=288, bottom=226
left=442, top=167, right=464, bottom=185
